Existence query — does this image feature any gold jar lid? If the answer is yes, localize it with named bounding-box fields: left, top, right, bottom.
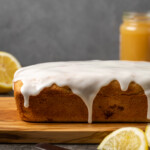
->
left=123, top=12, right=150, bottom=22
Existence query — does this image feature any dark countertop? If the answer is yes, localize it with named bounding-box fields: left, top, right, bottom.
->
left=0, top=144, right=98, bottom=150
left=0, top=92, right=98, bottom=150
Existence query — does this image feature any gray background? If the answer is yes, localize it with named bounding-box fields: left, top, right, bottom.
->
left=1, top=0, right=150, bottom=66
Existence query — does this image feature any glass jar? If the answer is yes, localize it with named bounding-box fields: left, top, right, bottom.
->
left=120, top=12, right=150, bottom=61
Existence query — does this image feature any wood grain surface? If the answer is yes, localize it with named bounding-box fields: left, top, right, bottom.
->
left=0, top=97, right=148, bottom=143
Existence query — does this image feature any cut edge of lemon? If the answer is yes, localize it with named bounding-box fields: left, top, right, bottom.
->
left=0, top=51, right=21, bottom=68
left=145, top=124, right=150, bottom=147
left=0, top=51, right=21, bottom=92
left=97, top=127, right=148, bottom=150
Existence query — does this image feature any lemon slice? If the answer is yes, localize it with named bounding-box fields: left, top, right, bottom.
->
left=145, top=125, right=150, bottom=147
left=0, top=51, right=21, bottom=93
left=97, top=127, right=148, bottom=150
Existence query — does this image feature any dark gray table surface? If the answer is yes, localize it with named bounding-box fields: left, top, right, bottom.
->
left=0, top=144, right=98, bottom=150
left=0, top=92, right=98, bottom=150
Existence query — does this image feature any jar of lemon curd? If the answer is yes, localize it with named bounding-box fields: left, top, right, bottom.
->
left=120, top=12, right=150, bottom=61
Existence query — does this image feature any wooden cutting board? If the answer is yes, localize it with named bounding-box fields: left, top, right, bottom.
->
left=0, top=97, right=148, bottom=143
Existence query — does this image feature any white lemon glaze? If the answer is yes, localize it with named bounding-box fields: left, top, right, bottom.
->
left=13, top=60, right=150, bottom=123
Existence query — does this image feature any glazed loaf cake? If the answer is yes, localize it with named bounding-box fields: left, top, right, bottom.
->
left=13, top=60, right=150, bottom=123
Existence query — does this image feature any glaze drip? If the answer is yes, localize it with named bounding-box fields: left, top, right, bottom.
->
left=13, top=60, right=150, bottom=123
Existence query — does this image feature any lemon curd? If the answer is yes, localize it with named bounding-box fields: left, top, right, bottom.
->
left=120, top=12, right=150, bottom=61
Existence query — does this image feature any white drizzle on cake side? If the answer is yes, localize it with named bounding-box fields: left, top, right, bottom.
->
left=13, top=60, right=150, bottom=123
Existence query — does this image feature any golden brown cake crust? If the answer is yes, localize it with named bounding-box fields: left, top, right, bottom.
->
left=14, top=80, right=149, bottom=122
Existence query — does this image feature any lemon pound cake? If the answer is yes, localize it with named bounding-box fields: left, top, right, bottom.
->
left=13, top=60, right=150, bottom=123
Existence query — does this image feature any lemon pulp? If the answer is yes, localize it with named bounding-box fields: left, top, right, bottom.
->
left=98, top=127, right=148, bottom=150
left=0, top=51, right=21, bottom=93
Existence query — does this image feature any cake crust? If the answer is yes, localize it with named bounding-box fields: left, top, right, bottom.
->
left=14, top=80, right=149, bottom=122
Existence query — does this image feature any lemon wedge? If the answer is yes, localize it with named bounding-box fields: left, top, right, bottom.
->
left=145, top=125, right=150, bottom=147
left=0, top=51, right=21, bottom=93
left=97, top=127, right=148, bottom=150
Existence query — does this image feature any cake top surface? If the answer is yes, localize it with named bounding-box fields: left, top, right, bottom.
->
left=13, top=60, right=150, bottom=123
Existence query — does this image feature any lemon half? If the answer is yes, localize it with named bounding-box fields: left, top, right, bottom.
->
left=145, top=125, right=150, bottom=147
left=98, top=127, right=148, bottom=150
left=0, top=51, right=21, bottom=93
